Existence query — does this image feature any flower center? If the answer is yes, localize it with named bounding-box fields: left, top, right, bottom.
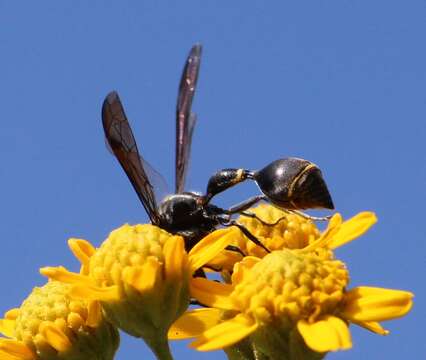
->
left=230, top=250, right=349, bottom=326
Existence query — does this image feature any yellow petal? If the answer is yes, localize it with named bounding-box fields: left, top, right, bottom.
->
left=189, top=228, right=238, bottom=272
left=329, top=212, right=377, bottom=249
left=0, top=319, right=15, bottom=338
left=190, top=278, right=235, bottom=310
left=123, top=259, right=160, bottom=293
left=168, top=308, right=222, bottom=339
left=342, top=286, right=414, bottom=322
left=206, top=250, right=243, bottom=272
left=86, top=301, right=102, bottom=327
left=164, top=235, right=187, bottom=280
left=232, top=256, right=260, bottom=284
left=190, top=314, right=258, bottom=351
left=40, top=266, right=93, bottom=286
left=0, top=339, right=36, bottom=360
left=70, top=284, right=121, bottom=302
left=297, top=315, right=352, bottom=352
left=39, top=322, right=72, bottom=352
left=4, top=309, right=19, bottom=320
left=301, top=213, right=342, bottom=252
left=351, top=320, right=389, bottom=335
left=68, top=238, right=96, bottom=275
left=0, top=349, right=21, bottom=360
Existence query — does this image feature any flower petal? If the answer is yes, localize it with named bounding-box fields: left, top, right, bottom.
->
left=70, top=284, right=121, bottom=302
left=40, top=266, right=93, bottom=286
left=86, top=301, right=102, bottom=328
left=329, top=212, right=377, bottom=249
left=164, top=235, right=187, bottom=280
left=39, top=322, right=72, bottom=352
left=189, top=228, right=238, bottom=272
left=231, top=256, right=260, bottom=284
left=0, top=339, right=36, bottom=360
left=342, top=286, right=414, bottom=322
left=190, top=278, right=235, bottom=310
left=4, top=309, right=19, bottom=320
left=297, top=315, right=352, bottom=352
left=301, top=213, right=342, bottom=252
left=168, top=308, right=222, bottom=339
left=68, top=238, right=96, bottom=275
left=351, top=320, right=389, bottom=335
left=0, top=349, right=21, bottom=360
left=0, top=319, right=15, bottom=338
left=189, top=314, right=258, bottom=351
left=122, top=259, right=160, bottom=293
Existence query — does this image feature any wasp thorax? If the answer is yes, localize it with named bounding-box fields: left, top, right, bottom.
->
left=253, top=158, right=334, bottom=210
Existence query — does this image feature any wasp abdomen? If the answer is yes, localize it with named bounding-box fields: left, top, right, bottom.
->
left=253, top=158, right=334, bottom=210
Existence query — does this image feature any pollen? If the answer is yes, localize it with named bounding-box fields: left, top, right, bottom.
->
left=8, top=281, right=119, bottom=360
left=235, top=205, right=321, bottom=257
left=230, top=250, right=349, bottom=326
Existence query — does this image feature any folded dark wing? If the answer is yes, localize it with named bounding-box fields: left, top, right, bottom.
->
left=175, top=44, right=202, bottom=193
left=102, top=91, right=161, bottom=225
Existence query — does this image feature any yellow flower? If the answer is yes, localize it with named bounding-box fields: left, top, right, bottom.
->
left=41, top=224, right=238, bottom=360
left=0, top=281, right=119, bottom=360
left=169, top=213, right=413, bottom=357
left=208, top=205, right=378, bottom=271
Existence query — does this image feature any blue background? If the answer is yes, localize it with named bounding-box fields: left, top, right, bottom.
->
left=0, top=1, right=424, bottom=359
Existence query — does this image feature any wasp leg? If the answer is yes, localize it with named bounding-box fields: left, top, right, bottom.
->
left=223, top=221, right=270, bottom=253
left=225, top=245, right=246, bottom=257
left=286, top=209, right=332, bottom=221
left=225, top=195, right=267, bottom=215
left=239, top=211, right=288, bottom=227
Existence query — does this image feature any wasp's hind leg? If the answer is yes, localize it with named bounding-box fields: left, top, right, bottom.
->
left=225, top=245, right=246, bottom=257
left=239, top=210, right=289, bottom=227
left=286, top=209, right=332, bottom=221
left=222, top=220, right=270, bottom=253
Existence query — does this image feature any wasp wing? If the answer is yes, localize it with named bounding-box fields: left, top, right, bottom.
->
left=175, top=44, right=202, bottom=193
left=102, top=91, right=161, bottom=225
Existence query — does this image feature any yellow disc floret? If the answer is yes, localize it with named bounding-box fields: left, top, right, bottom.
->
left=40, top=223, right=245, bottom=359
left=0, top=281, right=119, bottom=360
left=237, top=205, right=321, bottom=255
left=89, top=224, right=191, bottom=342
left=230, top=250, right=349, bottom=327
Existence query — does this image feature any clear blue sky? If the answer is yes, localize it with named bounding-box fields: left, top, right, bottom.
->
left=0, top=1, right=424, bottom=359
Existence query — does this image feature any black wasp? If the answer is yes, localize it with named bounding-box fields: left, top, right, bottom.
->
left=102, top=44, right=334, bottom=253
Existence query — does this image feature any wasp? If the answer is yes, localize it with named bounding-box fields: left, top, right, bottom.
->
left=102, top=44, right=334, bottom=253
